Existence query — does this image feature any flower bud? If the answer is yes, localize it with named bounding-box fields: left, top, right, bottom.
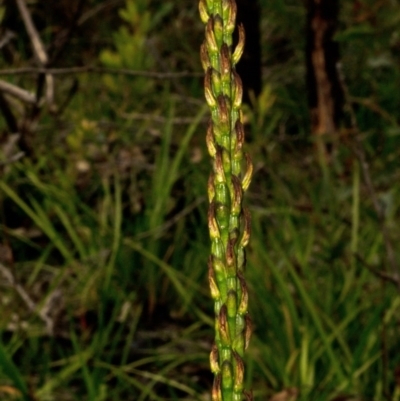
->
left=233, top=70, right=243, bottom=108
left=198, top=0, right=209, bottom=24
left=212, top=374, right=223, bottom=401
left=225, top=0, right=237, bottom=36
left=210, top=343, right=220, bottom=373
left=200, top=42, right=211, bottom=71
left=218, top=305, right=230, bottom=345
left=204, top=68, right=217, bottom=108
left=233, top=351, right=244, bottom=392
left=240, top=207, right=251, bottom=248
left=241, top=153, right=253, bottom=191
left=232, top=24, right=245, bottom=65
left=206, top=19, right=218, bottom=54
left=208, top=201, right=220, bottom=239
left=209, top=264, right=220, bottom=300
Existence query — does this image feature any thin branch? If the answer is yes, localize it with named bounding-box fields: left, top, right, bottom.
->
left=15, top=0, right=54, bottom=106
left=0, top=66, right=202, bottom=79
left=15, top=0, right=48, bottom=64
left=0, top=79, right=36, bottom=104
left=0, top=152, right=25, bottom=166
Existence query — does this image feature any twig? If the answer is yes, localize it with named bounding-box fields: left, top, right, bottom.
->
left=15, top=0, right=54, bottom=106
left=0, top=79, right=36, bottom=104
left=0, top=152, right=25, bottom=166
left=15, top=0, right=48, bottom=64
left=0, top=66, right=202, bottom=79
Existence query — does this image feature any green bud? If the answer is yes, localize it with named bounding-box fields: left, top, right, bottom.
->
left=226, top=289, right=237, bottom=318
left=213, top=15, right=224, bottom=48
left=221, top=360, right=234, bottom=393
left=212, top=70, right=222, bottom=95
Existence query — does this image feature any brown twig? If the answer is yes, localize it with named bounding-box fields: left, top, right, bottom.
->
left=0, top=66, right=202, bottom=79
left=0, top=79, right=36, bottom=104
left=15, top=0, right=54, bottom=107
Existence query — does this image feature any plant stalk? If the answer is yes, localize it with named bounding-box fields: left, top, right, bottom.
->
left=199, top=1, right=253, bottom=400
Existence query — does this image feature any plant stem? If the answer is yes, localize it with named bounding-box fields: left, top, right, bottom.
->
left=199, top=1, right=253, bottom=400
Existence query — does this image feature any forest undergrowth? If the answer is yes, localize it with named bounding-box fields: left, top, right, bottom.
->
left=0, top=1, right=400, bottom=400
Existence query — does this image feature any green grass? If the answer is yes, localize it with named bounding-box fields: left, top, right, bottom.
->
left=1, top=1, right=400, bottom=400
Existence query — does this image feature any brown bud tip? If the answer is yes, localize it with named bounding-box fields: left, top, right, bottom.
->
left=217, top=95, right=229, bottom=127
left=220, top=44, right=231, bottom=77
left=225, top=0, right=237, bottom=35
left=208, top=201, right=220, bottom=239
left=244, top=314, right=252, bottom=350
left=206, top=18, right=218, bottom=53
left=208, top=263, right=220, bottom=300
left=231, top=175, right=243, bottom=215
left=241, top=152, right=253, bottom=191
left=218, top=304, right=230, bottom=344
left=233, top=70, right=243, bottom=108
left=198, top=0, right=209, bottom=24
left=204, top=68, right=217, bottom=108
left=210, top=343, right=220, bottom=373
left=206, top=123, right=216, bottom=157
left=232, top=24, right=245, bottom=65
left=212, top=374, right=223, bottom=401
left=200, top=42, right=210, bottom=71
left=233, top=351, right=245, bottom=392
left=240, top=207, right=251, bottom=248
left=238, top=271, right=249, bottom=315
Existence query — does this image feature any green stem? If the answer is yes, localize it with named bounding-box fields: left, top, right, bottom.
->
left=199, top=1, right=253, bottom=400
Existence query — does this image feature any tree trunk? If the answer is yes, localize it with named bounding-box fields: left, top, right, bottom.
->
left=306, top=0, right=344, bottom=160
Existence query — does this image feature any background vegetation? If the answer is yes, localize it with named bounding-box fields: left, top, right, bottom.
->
left=0, top=0, right=400, bottom=400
